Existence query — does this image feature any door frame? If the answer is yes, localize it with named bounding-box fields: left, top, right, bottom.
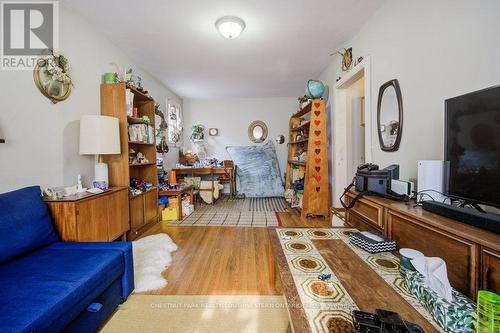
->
left=333, top=55, right=372, bottom=206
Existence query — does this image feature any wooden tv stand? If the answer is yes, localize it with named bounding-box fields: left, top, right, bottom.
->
left=344, top=190, right=499, bottom=300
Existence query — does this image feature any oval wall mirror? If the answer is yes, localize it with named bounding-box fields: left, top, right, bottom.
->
left=248, top=120, right=268, bottom=143
left=377, top=79, right=403, bottom=151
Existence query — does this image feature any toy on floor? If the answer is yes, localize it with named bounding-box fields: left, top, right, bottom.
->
left=318, top=273, right=331, bottom=281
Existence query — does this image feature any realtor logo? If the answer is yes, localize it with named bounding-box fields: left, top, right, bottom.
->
left=1, top=1, right=59, bottom=70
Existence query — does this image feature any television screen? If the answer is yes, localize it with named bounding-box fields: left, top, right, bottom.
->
left=445, top=85, right=500, bottom=207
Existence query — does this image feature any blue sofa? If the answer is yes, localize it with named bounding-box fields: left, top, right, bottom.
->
left=0, top=186, right=134, bottom=333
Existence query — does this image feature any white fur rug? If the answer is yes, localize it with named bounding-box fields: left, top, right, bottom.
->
left=132, top=233, right=177, bottom=292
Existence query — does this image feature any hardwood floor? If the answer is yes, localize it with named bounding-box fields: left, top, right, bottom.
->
left=279, top=211, right=331, bottom=228
left=140, top=211, right=332, bottom=295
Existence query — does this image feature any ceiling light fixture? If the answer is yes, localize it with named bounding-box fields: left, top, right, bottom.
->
left=215, top=16, right=245, bottom=39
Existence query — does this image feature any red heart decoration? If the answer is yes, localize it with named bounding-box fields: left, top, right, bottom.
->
left=314, top=140, right=321, bottom=146
left=314, top=130, right=321, bottom=136
left=314, top=102, right=320, bottom=109
left=314, top=120, right=320, bottom=126
left=316, top=187, right=321, bottom=192
left=315, top=157, right=321, bottom=164
left=315, top=166, right=321, bottom=172
left=314, top=111, right=320, bottom=116
left=315, top=149, right=321, bottom=154
left=314, top=175, right=322, bottom=182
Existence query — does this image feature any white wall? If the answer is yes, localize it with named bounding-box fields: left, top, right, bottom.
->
left=0, top=5, right=181, bottom=193
left=319, top=0, right=500, bottom=205
left=182, top=98, right=297, bottom=175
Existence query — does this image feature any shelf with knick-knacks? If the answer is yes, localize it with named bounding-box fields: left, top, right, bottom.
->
left=100, top=82, right=159, bottom=240
left=285, top=100, right=329, bottom=219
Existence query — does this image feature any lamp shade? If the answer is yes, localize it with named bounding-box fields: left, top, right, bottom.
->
left=79, top=115, right=121, bottom=155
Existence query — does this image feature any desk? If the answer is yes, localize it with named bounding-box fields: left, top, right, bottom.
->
left=159, top=185, right=194, bottom=220
left=172, top=166, right=236, bottom=197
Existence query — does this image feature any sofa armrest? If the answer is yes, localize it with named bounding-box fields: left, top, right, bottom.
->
left=50, top=242, right=134, bottom=299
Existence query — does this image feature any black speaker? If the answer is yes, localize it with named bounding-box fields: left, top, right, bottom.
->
left=422, top=201, right=500, bottom=235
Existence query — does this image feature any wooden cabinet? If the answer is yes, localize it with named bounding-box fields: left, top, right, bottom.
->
left=129, top=195, right=145, bottom=229
left=100, top=83, right=159, bottom=240
left=45, top=187, right=129, bottom=242
left=144, top=189, right=158, bottom=224
left=345, top=192, right=385, bottom=233
left=480, top=247, right=500, bottom=294
left=387, top=210, right=478, bottom=298
left=344, top=190, right=500, bottom=300
left=107, top=189, right=129, bottom=240
left=127, top=189, right=158, bottom=239
left=345, top=210, right=377, bottom=232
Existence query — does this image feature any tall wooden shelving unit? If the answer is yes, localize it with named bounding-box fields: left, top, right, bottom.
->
left=286, top=100, right=330, bottom=218
left=100, top=83, right=158, bottom=240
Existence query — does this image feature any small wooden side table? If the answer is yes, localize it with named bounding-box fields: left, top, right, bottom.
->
left=159, top=185, right=195, bottom=220
left=44, top=187, right=129, bottom=242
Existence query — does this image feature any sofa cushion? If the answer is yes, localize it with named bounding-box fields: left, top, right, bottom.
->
left=0, top=243, right=125, bottom=333
left=0, top=186, right=59, bottom=264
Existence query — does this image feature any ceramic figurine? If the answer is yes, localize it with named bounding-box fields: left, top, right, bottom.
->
left=76, top=174, right=87, bottom=193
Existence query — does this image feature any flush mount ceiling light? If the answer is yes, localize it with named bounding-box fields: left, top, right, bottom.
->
left=215, top=16, right=245, bottom=39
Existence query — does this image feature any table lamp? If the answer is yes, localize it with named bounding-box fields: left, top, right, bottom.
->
left=79, top=115, right=121, bottom=188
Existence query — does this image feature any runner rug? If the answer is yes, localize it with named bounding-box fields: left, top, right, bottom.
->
left=168, top=196, right=286, bottom=227
left=275, top=228, right=445, bottom=333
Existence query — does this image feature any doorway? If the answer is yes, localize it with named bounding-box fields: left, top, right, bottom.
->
left=346, top=77, right=366, bottom=181
left=333, top=56, right=372, bottom=207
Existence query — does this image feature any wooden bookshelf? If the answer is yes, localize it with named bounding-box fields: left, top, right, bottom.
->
left=127, top=116, right=150, bottom=124
left=289, top=138, right=309, bottom=144
left=100, top=83, right=159, bottom=240
left=288, top=160, right=306, bottom=166
left=285, top=100, right=330, bottom=218
left=290, top=121, right=310, bottom=132
left=129, top=162, right=156, bottom=167
left=128, top=141, right=155, bottom=146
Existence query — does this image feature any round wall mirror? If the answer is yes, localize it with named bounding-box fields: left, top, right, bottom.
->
left=377, top=79, right=403, bottom=151
left=248, top=120, right=268, bottom=143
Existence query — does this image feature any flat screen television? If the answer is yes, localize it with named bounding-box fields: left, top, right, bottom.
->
left=445, top=85, right=500, bottom=207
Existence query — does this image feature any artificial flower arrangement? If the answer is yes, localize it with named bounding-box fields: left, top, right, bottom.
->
left=40, top=49, right=73, bottom=85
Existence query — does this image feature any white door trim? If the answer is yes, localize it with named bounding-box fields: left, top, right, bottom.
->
left=332, top=55, right=372, bottom=206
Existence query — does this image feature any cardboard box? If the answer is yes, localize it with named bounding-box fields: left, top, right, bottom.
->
left=162, top=207, right=178, bottom=221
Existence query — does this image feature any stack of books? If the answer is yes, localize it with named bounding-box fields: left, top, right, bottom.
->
left=128, top=124, right=154, bottom=143
left=125, top=89, right=134, bottom=116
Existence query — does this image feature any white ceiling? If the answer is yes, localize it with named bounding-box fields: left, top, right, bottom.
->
left=61, top=0, right=384, bottom=99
